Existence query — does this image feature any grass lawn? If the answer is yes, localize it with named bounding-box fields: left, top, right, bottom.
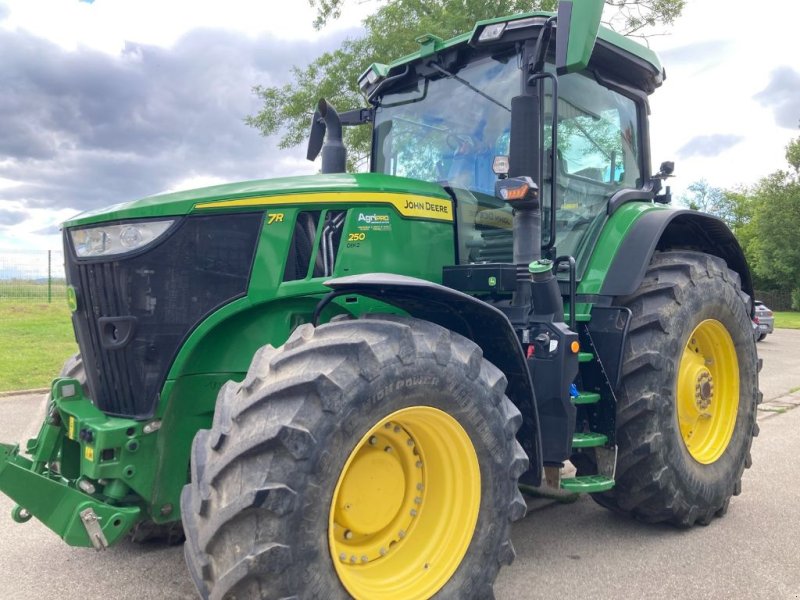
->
left=0, top=303, right=77, bottom=391
left=774, top=311, right=800, bottom=329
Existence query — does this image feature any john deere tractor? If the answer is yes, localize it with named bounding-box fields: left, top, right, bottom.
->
left=0, top=1, right=760, bottom=598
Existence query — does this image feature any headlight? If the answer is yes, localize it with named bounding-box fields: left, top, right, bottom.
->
left=70, top=220, right=175, bottom=258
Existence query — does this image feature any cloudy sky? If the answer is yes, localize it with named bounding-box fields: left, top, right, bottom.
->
left=1, top=0, right=798, bottom=252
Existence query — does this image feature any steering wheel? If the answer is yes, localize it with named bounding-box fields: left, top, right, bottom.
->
left=446, top=134, right=477, bottom=155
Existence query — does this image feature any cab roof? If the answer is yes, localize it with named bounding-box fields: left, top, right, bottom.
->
left=374, top=11, right=664, bottom=94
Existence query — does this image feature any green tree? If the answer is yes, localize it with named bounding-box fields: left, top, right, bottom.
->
left=786, top=133, right=800, bottom=174
left=680, top=179, right=724, bottom=212
left=742, top=135, right=800, bottom=308
left=247, top=0, right=685, bottom=167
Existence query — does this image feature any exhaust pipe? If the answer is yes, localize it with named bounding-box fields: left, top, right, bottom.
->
left=306, top=98, right=347, bottom=174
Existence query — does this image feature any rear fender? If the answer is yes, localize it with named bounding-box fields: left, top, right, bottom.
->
left=599, top=210, right=754, bottom=314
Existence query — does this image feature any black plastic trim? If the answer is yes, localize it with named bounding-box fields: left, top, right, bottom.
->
left=599, top=210, right=754, bottom=311
left=607, top=183, right=656, bottom=215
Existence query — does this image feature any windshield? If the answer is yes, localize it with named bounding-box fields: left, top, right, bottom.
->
left=373, top=52, right=519, bottom=196
left=372, top=50, right=643, bottom=269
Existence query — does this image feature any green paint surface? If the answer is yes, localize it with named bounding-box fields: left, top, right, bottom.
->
left=63, top=173, right=450, bottom=228
left=578, top=202, right=663, bottom=295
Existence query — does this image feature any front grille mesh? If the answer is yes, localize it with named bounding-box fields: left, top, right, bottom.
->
left=65, top=213, right=262, bottom=418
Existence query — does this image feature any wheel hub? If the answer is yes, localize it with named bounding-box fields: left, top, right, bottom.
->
left=332, top=422, right=422, bottom=564
left=694, top=370, right=714, bottom=411
left=329, top=406, right=481, bottom=599
left=677, top=319, right=740, bottom=464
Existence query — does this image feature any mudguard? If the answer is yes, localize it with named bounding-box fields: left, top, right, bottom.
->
left=323, top=273, right=543, bottom=485
left=600, top=209, right=753, bottom=311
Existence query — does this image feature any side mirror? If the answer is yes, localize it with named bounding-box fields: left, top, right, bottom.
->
left=555, top=0, right=604, bottom=75
left=656, top=160, right=675, bottom=178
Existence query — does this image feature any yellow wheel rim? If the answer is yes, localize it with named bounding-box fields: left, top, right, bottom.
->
left=329, top=406, right=481, bottom=600
left=677, top=319, right=740, bottom=464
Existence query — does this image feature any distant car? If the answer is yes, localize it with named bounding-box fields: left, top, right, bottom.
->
left=753, top=300, right=774, bottom=341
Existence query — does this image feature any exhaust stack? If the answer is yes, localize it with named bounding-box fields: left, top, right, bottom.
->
left=306, top=98, right=347, bottom=174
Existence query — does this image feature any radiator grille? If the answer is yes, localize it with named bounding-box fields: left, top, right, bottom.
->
left=64, top=213, right=262, bottom=418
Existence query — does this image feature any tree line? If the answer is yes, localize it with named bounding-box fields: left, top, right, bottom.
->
left=680, top=135, right=800, bottom=310
left=247, top=0, right=685, bottom=169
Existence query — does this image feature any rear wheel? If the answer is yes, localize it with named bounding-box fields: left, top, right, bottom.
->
left=181, top=315, right=528, bottom=599
left=593, top=250, right=759, bottom=526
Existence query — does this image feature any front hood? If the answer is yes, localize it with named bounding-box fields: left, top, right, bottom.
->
left=62, top=173, right=450, bottom=229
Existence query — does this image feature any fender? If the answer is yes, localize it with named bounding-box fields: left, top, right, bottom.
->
left=321, top=273, right=543, bottom=485
left=599, top=209, right=754, bottom=311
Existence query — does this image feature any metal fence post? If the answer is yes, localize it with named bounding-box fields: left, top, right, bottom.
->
left=48, top=250, right=52, bottom=304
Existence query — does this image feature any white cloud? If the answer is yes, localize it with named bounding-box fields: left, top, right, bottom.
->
left=0, top=0, right=365, bottom=54
left=648, top=0, right=800, bottom=196
left=2, top=0, right=799, bottom=252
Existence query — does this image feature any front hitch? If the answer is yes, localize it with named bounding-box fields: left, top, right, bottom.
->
left=0, top=379, right=143, bottom=549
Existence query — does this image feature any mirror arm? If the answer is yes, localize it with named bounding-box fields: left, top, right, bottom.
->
left=529, top=16, right=557, bottom=75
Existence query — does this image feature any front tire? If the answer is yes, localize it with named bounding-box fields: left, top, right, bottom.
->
left=593, top=250, right=759, bottom=526
left=181, top=315, right=528, bottom=599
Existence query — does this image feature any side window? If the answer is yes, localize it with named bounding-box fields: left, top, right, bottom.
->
left=553, top=74, right=641, bottom=189
left=561, top=108, right=625, bottom=183
left=541, top=71, right=643, bottom=261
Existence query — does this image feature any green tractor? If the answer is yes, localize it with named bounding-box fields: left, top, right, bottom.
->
left=0, top=1, right=760, bottom=598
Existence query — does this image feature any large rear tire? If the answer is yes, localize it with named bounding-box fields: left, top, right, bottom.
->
left=592, top=250, right=759, bottom=526
left=181, top=315, right=528, bottom=599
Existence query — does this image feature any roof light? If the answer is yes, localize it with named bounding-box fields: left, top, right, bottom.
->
left=358, top=63, right=388, bottom=94
left=479, top=22, right=506, bottom=42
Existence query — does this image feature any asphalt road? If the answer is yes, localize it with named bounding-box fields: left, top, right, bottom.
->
left=1, top=329, right=799, bottom=600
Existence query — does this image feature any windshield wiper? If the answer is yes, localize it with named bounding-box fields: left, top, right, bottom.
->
left=428, top=62, right=511, bottom=112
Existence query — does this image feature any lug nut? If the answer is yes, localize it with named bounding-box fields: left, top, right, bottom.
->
left=368, top=436, right=377, bottom=446
left=344, top=530, right=353, bottom=540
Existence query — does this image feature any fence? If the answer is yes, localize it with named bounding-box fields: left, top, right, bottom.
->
left=0, top=250, right=66, bottom=302
left=754, top=289, right=794, bottom=312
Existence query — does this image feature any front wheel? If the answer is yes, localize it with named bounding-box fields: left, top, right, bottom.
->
left=181, top=315, right=528, bottom=599
left=592, top=250, right=760, bottom=526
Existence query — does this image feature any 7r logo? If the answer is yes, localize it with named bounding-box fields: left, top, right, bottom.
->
left=267, top=213, right=285, bottom=225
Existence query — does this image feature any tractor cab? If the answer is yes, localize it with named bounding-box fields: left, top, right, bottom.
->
left=363, top=11, right=664, bottom=277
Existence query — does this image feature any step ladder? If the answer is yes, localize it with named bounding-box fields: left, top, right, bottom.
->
left=559, top=347, right=615, bottom=494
